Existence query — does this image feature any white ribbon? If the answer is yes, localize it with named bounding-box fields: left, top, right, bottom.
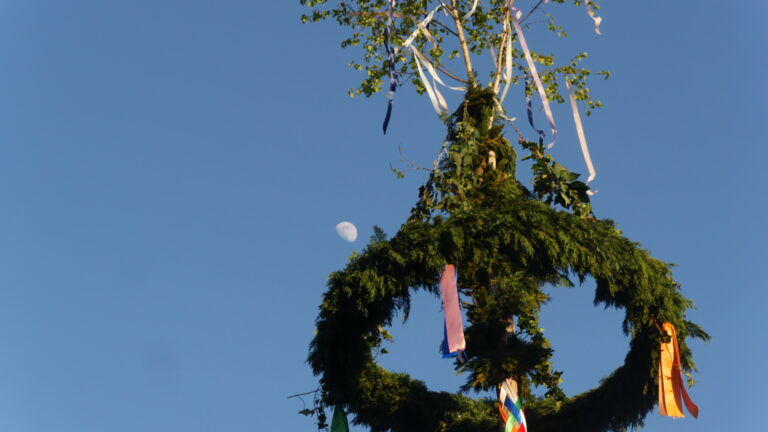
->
left=565, top=77, right=596, bottom=185
left=493, top=99, right=516, bottom=123
left=585, top=0, right=603, bottom=35
left=412, top=47, right=447, bottom=114
left=400, top=6, right=442, bottom=53
left=508, top=3, right=557, bottom=148
left=462, top=0, right=479, bottom=21
left=399, top=5, right=465, bottom=117
left=498, top=24, right=514, bottom=104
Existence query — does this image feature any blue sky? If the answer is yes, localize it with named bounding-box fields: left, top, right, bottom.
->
left=0, top=1, right=765, bottom=431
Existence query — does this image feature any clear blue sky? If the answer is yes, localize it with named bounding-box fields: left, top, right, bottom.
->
left=0, top=1, right=764, bottom=431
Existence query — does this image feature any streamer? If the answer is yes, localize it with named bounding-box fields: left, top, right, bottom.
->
left=382, top=0, right=399, bottom=134
left=462, top=0, right=479, bottom=20
left=525, top=79, right=546, bottom=146
left=658, top=322, right=699, bottom=418
left=565, top=77, right=596, bottom=184
left=498, top=22, right=514, bottom=104
left=498, top=378, right=528, bottom=432
left=509, top=2, right=557, bottom=148
left=585, top=0, right=603, bottom=35
left=440, top=265, right=465, bottom=357
left=331, top=405, right=349, bottom=432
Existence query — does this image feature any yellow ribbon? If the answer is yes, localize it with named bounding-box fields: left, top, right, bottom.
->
left=658, top=322, right=699, bottom=418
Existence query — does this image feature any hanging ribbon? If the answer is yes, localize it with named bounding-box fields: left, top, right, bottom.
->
left=462, top=0, right=479, bottom=21
left=331, top=405, right=350, bottom=432
left=382, top=0, right=399, bottom=134
left=493, top=98, right=517, bottom=124
left=498, top=378, right=528, bottom=432
left=498, top=22, right=514, bottom=104
left=400, top=5, right=441, bottom=49
left=440, top=264, right=465, bottom=359
left=399, top=5, right=464, bottom=119
left=524, top=79, right=545, bottom=146
left=508, top=2, right=557, bottom=149
left=584, top=0, right=603, bottom=35
left=658, top=322, right=699, bottom=419
left=507, top=1, right=557, bottom=148
left=565, top=77, right=596, bottom=185
left=411, top=46, right=451, bottom=115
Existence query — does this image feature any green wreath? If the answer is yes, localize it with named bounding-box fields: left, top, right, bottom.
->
left=308, top=90, right=708, bottom=432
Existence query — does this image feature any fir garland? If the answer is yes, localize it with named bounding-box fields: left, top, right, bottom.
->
left=308, top=89, right=708, bottom=432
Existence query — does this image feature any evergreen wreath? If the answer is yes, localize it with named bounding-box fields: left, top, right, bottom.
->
left=308, top=89, right=708, bottom=432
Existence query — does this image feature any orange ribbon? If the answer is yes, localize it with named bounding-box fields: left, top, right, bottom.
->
left=658, top=322, right=699, bottom=418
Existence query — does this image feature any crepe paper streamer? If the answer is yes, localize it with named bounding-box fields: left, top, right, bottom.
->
left=462, top=0, right=479, bottom=20
left=498, top=378, right=528, bottom=432
left=382, top=0, right=399, bottom=134
left=440, top=265, right=466, bottom=358
left=509, top=3, right=558, bottom=149
left=565, top=77, right=596, bottom=184
left=331, top=405, right=350, bottom=432
left=524, top=79, right=546, bottom=146
left=658, top=322, right=699, bottom=419
left=584, top=0, right=603, bottom=35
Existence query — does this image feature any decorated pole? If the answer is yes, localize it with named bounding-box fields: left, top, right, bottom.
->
left=298, top=1, right=708, bottom=431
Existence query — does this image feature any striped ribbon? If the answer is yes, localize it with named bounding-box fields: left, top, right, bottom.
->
left=498, top=378, right=528, bottom=432
left=440, top=265, right=465, bottom=359
left=509, top=1, right=557, bottom=149
left=658, top=322, right=699, bottom=419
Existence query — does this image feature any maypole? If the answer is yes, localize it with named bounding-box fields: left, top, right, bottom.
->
left=298, top=1, right=708, bottom=431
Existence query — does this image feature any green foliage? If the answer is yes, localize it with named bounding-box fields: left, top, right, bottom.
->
left=520, top=139, right=593, bottom=218
left=299, top=0, right=608, bottom=115
left=307, top=91, right=708, bottom=432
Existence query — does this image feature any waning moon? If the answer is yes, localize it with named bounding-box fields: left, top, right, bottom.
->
left=335, top=222, right=358, bottom=242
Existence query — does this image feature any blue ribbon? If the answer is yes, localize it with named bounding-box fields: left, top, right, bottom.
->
left=441, top=323, right=457, bottom=358
left=504, top=395, right=524, bottom=425
left=525, top=78, right=546, bottom=146
left=382, top=0, right=399, bottom=134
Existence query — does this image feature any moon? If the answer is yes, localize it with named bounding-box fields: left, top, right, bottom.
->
left=335, top=222, right=358, bottom=242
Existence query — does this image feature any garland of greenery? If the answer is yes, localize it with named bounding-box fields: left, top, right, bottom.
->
left=308, top=89, right=708, bottom=432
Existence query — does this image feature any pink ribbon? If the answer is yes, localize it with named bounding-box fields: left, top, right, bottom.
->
left=440, top=264, right=465, bottom=355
